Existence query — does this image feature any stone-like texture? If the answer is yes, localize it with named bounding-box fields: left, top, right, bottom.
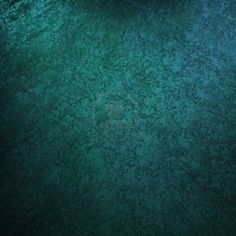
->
left=0, top=0, right=236, bottom=235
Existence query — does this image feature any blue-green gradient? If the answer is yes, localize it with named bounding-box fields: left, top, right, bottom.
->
left=0, top=0, right=236, bottom=235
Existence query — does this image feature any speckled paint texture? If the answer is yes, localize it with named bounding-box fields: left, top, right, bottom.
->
left=0, top=0, right=236, bottom=235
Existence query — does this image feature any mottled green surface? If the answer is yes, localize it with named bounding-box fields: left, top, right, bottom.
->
left=0, top=0, right=236, bottom=235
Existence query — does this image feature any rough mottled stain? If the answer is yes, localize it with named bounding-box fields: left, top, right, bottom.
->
left=0, top=0, right=236, bottom=235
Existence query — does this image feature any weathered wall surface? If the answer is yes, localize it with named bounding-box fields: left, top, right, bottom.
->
left=0, top=0, right=235, bottom=235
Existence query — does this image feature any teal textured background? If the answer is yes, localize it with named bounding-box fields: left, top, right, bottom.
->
left=0, top=0, right=236, bottom=235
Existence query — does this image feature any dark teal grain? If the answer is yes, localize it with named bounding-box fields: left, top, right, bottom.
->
left=0, top=0, right=236, bottom=235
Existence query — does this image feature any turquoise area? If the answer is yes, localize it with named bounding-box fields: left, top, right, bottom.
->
left=0, top=0, right=236, bottom=235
